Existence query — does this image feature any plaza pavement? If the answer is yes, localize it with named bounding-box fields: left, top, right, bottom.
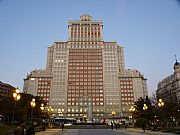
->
left=35, top=128, right=177, bottom=135
left=115, top=128, right=177, bottom=135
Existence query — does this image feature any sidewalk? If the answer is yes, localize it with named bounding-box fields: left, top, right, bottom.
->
left=35, top=129, right=62, bottom=135
left=115, top=128, right=177, bottom=135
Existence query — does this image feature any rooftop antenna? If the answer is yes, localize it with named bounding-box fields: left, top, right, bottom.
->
left=175, top=55, right=177, bottom=62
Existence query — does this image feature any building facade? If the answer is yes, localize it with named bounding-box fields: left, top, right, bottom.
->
left=156, top=60, right=180, bottom=105
left=0, top=81, right=16, bottom=98
left=24, top=14, right=147, bottom=120
left=23, top=69, right=52, bottom=102
left=118, top=69, right=147, bottom=117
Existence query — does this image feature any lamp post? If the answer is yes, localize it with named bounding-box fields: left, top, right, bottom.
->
left=12, top=87, right=21, bottom=123
left=143, top=104, right=148, bottom=111
left=47, top=107, right=53, bottom=127
left=30, top=98, right=36, bottom=122
left=143, top=104, right=148, bottom=118
left=40, top=103, right=44, bottom=111
left=40, top=103, right=44, bottom=118
left=111, top=111, right=116, bottom=123
left=129, top=106, right=136, bottom=126
left=158, top=99, right=164, bottom=127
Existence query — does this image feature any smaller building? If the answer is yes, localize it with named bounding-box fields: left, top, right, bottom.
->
left=118, top=69, right=148, bottom=117
left=156, top=60, right=180, bottom=105
left=0, top=81, right=16, bottom=98
left=23, top=69, right=52, bottom=103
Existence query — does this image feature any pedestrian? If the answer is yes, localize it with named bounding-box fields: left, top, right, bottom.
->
left=115, top=123, right=118, bottom=130
left=14, top=121, right=26, bottom=135
left=26, top=123, right=35, bottom=135
left=111, top=122, right=113, bottom=130
left=125, top=123, right=127, bottom=129
left=118, top=122, right=121, bottom=129
left=142, top=121, right=146, bottom=132
left=61, top=122, right=64, bottom=131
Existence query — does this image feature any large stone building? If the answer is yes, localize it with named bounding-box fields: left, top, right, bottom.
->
left=24, top=14, right=147, bottom=120
left=156, top=60, right=180, bottom=105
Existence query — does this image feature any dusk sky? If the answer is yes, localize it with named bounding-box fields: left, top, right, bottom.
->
left=0, top=0, right=180, bottom=96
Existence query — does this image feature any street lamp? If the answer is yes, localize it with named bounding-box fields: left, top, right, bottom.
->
left=47, top=107, right=53, bottom=127
left=143, top=104, right=148, bottom=120
left=129, top=106, right=136, bottom=126
left=40, top=103, right=44, bottom=111
left=158, top=99, right=164, bottom=127
left=158, top=99, right=164, bottom=107
left=12, top=87, right=21, bottom=123
left=111, top=111, right=116, bottom=123
left=143, top=104, right=148, bottom=111
left=47, top=106, right=53, bottom=113
left=30, top=98, right=36, bottom=122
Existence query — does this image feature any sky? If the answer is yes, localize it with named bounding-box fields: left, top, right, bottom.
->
left=0, top=0, right=180, bottom=96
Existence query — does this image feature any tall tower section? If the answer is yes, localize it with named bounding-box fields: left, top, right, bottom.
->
left=68, top=14, right=103, bottom=42
left=45, top=14, right=125, bottom=118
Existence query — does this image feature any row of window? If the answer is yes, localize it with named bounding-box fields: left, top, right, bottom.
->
left=37, top=93, right=50, bottom=97
left=55, top=45, right=66, bottom=48
left=38, top=78, right=51, bottom=81
left=68, top=93, right=103, bottom=96
left=53, top=82, right=66, bottom=85
left=121, top=93, right=133, bottom=96
left=104, top=49, right=116, bottom=52
left=38, top=82, right=50, bottom=85
left=71, top=26, right=101, bottom=30
left=38, top=86, right=50, bottom=89
left=54, top=59, right=66, bottom=63
left=68, top=74, right=103, bottom=77
left=120, top=81, right=132, bottom=84
left=68, top=70, right=103, bottom=73
left=68, top=88, right=103, bottom=91
left=54, top=70, right=67, bottom=73
left=71, top=33, right=100, bottom=37
left=120, top=86, right=133, bottom=89
left=55, top=56, right=66, bottom=59
left=67, top=102, right=103, bottom=106
left=68, top=89, right=103, bottom=92
left=69, top=55, right=102, bottom=58
left=37, top=90, right=50, bottom=92
left=122, top=102, right=134, bottom=105
left=69, top=64, right=102, bottom=67
left=69, top=67, right=103, bottom=70
left=121, top=90, right=133, bottom=92
left=104, top=52, right=117, bottom=55
left=122, top=97, right=134, bottom=101
left=69, top=60, right=102, bottom=62
left=69, top=49, right=102, bottom=53
left=69, top=42, right=101, bottom=45
left=55, top=52, right=67, bottom=55
left=104, top=56, right=116, bottom=59
left=68, top=82, right=103, bottom=85
left=69, top=51, right=102, bottom=54
left=68, top=79, right=103, bottom=82
left=104, top=60, right=116, bottom=62
left=68, top=97, right=103, bottom=101
left=106, top=102, right=120, bottom=105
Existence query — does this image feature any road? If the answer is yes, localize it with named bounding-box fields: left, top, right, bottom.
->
left=35, top=128, right=177, bottom=135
